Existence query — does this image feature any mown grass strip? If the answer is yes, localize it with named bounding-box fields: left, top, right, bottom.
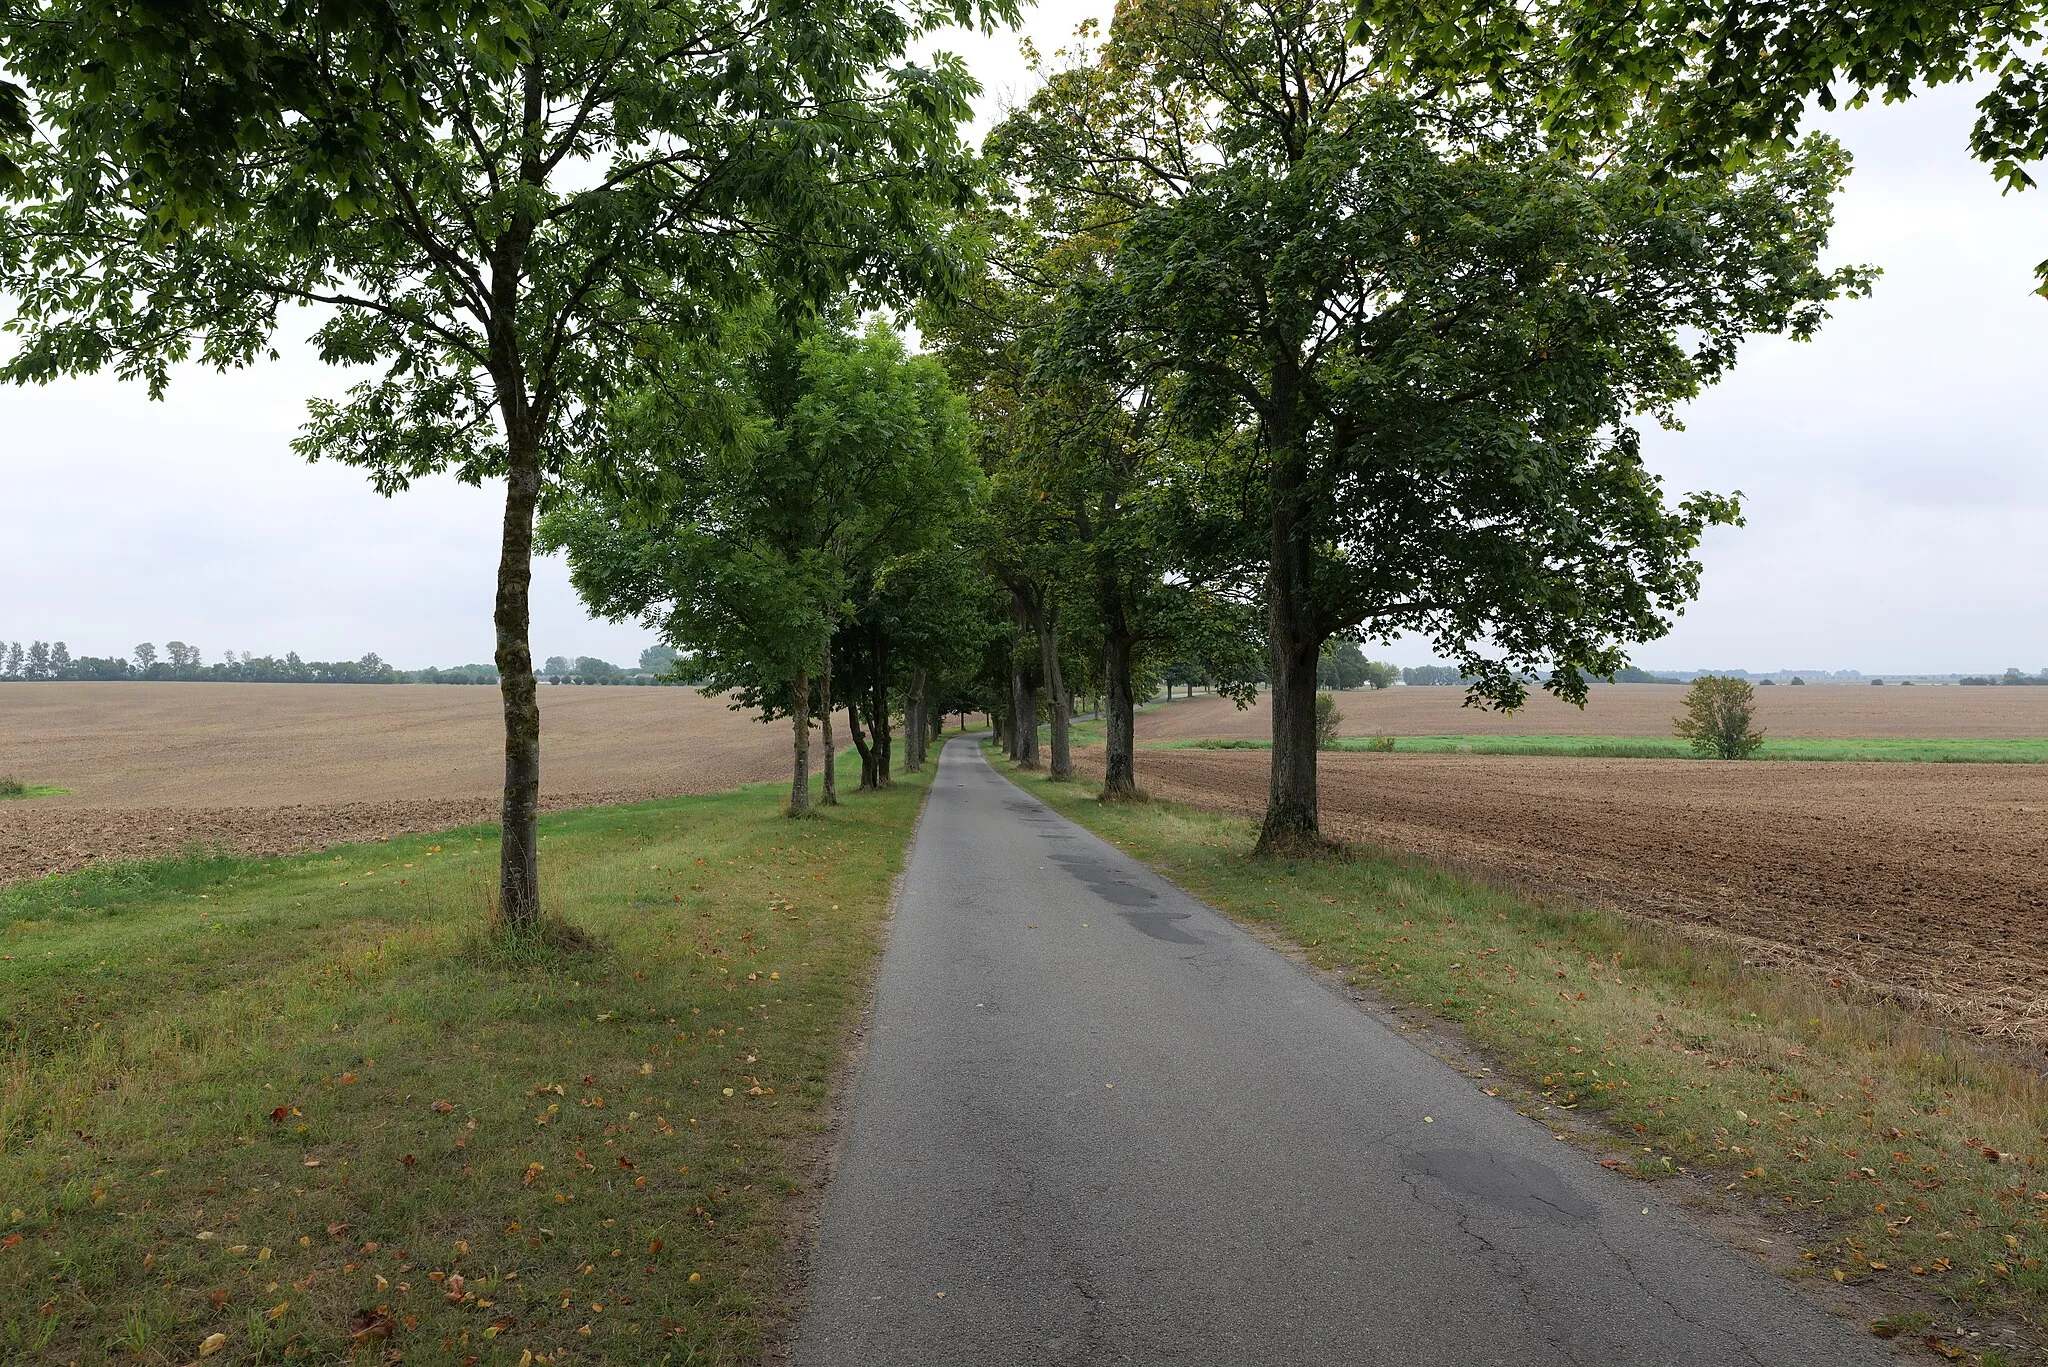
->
left=999, top=757, right=2048, bottom=1354
left=0, top=781, right=67, bottom=799
left=1158, top=734, right=2048, bottom=763
left=1, top=751, right=927, bottom=1366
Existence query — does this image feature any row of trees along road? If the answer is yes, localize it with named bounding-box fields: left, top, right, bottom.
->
left=8, top=0, right=2014, bottom=891
left=0, top=0, right=1015, bottom=928
left=946, top=0, right=1868, bottom=852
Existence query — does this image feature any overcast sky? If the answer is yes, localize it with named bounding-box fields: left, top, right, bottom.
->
left=3, top=7, right=2043, bottom=675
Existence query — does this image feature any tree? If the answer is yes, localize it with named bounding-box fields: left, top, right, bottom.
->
left=1361, top=659, right=1399, bottom=691
left=132, top=643, right=157, bottom=673
left=1003, top=0, right=1867, bottom=851
left=923, top=204, right=1262, bottom=799
left=1674, top=675, right=1766, bottom=758
left=541, top=656, right=572, bottom=680
left=542, top=314, right=976, bottom=811
left=1, top=0, right=1008, bottom=926
left=1364, top=0, right=2048, bottom=284
left=638, top=644, right=679, bottom=675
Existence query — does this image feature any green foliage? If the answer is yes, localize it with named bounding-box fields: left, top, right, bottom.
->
left=1402, top=664, right=1463, bottom=686
left=1360, top=660, right=1399, bottom=691
left=1314, top=692, right=1343, bottom=749
left=1003, top=0, right=1869, bottom=715
left=1674, top=675, right=1766, bottom=759
left=542, top=312, right=979, bottom=725
left=1363, top=0, right=2048, bottom=260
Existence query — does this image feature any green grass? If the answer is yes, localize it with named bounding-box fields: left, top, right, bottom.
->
left=1, top=750, right=929, bottom=1366
left=996, top=751, right=2048, bottom=1351
left=0, top=779, right=67, bottom=799
left=1158, top=734, right=2048, bottom=763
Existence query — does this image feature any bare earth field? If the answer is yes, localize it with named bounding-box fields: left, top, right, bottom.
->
left=2, top=682, right=811, bottom=883
left=1089, top=742, right=2048, bottom=1053
left=1142, top=681, right=2048, bottom=740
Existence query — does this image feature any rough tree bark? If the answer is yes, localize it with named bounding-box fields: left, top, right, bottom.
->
left=870, top=627, right=893, bottom=787
left=787, top=666, right=811, bottom=816
left=1008, top=593, right=1040, bottom=768
left=1032, top=594, right=1072, bottom=780
left=1256, top=378, right=1329, bottom=856
left=1100, top=624, right=1138, bottom=800
left=819, top=639, right=837, bottom=806
left=493, top=438, right=544, bottom=928
left=905, top=668, right=928, bottom=771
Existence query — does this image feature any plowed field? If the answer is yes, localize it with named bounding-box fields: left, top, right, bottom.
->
left=1141, top=682, right=2048, bottom=740
left=2, top=683, right=811, bottom=883
left=1089, top=744, right=2048, bottom=1053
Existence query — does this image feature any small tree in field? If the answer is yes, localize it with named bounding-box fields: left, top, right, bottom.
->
left=1674, top=676, right=1765, bottom=759
left=1314, top=693, right=1344, bottom=750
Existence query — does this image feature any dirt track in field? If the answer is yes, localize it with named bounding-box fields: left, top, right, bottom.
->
left=1, top=683, right=819, bottom=884
left=1090, top=743, right=2048, bottom=1052
left=1142, top=682, right=2048, bottom=740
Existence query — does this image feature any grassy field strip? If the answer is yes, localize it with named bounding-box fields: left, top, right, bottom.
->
left=999, top=757, right=2048, bottom=1361
left=1160, top=734, right=2048, bottom=763
left=1, top=750, right=928, bottom=1366
left=0, top=782, right=67, bottom=799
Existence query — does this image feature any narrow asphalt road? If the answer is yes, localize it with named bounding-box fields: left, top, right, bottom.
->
left=791, top=738, right=1887, bottom=1366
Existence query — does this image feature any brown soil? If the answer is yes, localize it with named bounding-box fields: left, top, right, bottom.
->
left=2, top=683, right=822, bottom=884
left=1142, top=682, right=2048, bottom=740
left=1092, top=745, right=2048, bottom=1054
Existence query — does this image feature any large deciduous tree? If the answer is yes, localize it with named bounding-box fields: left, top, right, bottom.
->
left=1363, top=0, right=2048, bottom=252
left=540, top=315, right=978, bottom=808
left=0, top=0, right=1007, bottom=924
left=1004, top=0, right=1869, bottom=852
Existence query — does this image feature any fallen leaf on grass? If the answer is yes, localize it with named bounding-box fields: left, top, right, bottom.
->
left=197, top=1331, right=228, bottom=1357
left=1923, top=1337, right=1964, bottom=1359
left=267, top=1302, right=289, bottom=1321
left=348, top=1309, right=395, bottom=1342
left=431, top=1099, right=455, bottom=1114
left=485, top=1316, right=517, bottom=1337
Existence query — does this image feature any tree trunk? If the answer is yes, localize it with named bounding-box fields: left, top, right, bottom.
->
left=1256, top=388, right=1327, bottom=855
left=819, top=638, right=837, bottom=806
left=871, top=630, right=893, bottom=786
left=905, top=669, right=928, bottom=772
left=846, top=688, right=875, bottom=790
left=494, top=446, right=544, bottom=928
left=1101, top=628, right=1138, bottom=800
left=787, top=666, right=811, bottom=817
left=1035, top=599, right=1072, bottom=780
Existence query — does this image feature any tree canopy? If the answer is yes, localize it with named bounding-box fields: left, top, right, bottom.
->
left=998, top=0, right=1869, bottom=848
left=0, top=0, right=1009, bottom=920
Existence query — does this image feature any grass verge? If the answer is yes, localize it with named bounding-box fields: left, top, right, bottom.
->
left=0, top=779, right=68, bottom=798
left=1160, top=734, right=2048, bottom=763
left=1, top=749, right=928, bottom=1366
left=997, top=752, right=2048, bottom=1359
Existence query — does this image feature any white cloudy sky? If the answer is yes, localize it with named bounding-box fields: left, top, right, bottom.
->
left=2, top=7, right=2044, bottom=675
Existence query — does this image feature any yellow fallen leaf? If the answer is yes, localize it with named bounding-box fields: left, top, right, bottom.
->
left=267, top=1302, right=289, bottom=1321
left=198, top=1332, right=228, bottom=1357
left=688, top=1272, right=701, bottom=1283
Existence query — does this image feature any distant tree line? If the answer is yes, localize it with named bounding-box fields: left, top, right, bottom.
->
left=0, top=640, right=498, bottom=684
left=1960, top=669, right=2048, bottom=686
left=538, top=651, right=691, bottom=686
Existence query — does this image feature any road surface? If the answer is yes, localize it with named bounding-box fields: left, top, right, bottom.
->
left=791, top=738, right=1886, bottom=1366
